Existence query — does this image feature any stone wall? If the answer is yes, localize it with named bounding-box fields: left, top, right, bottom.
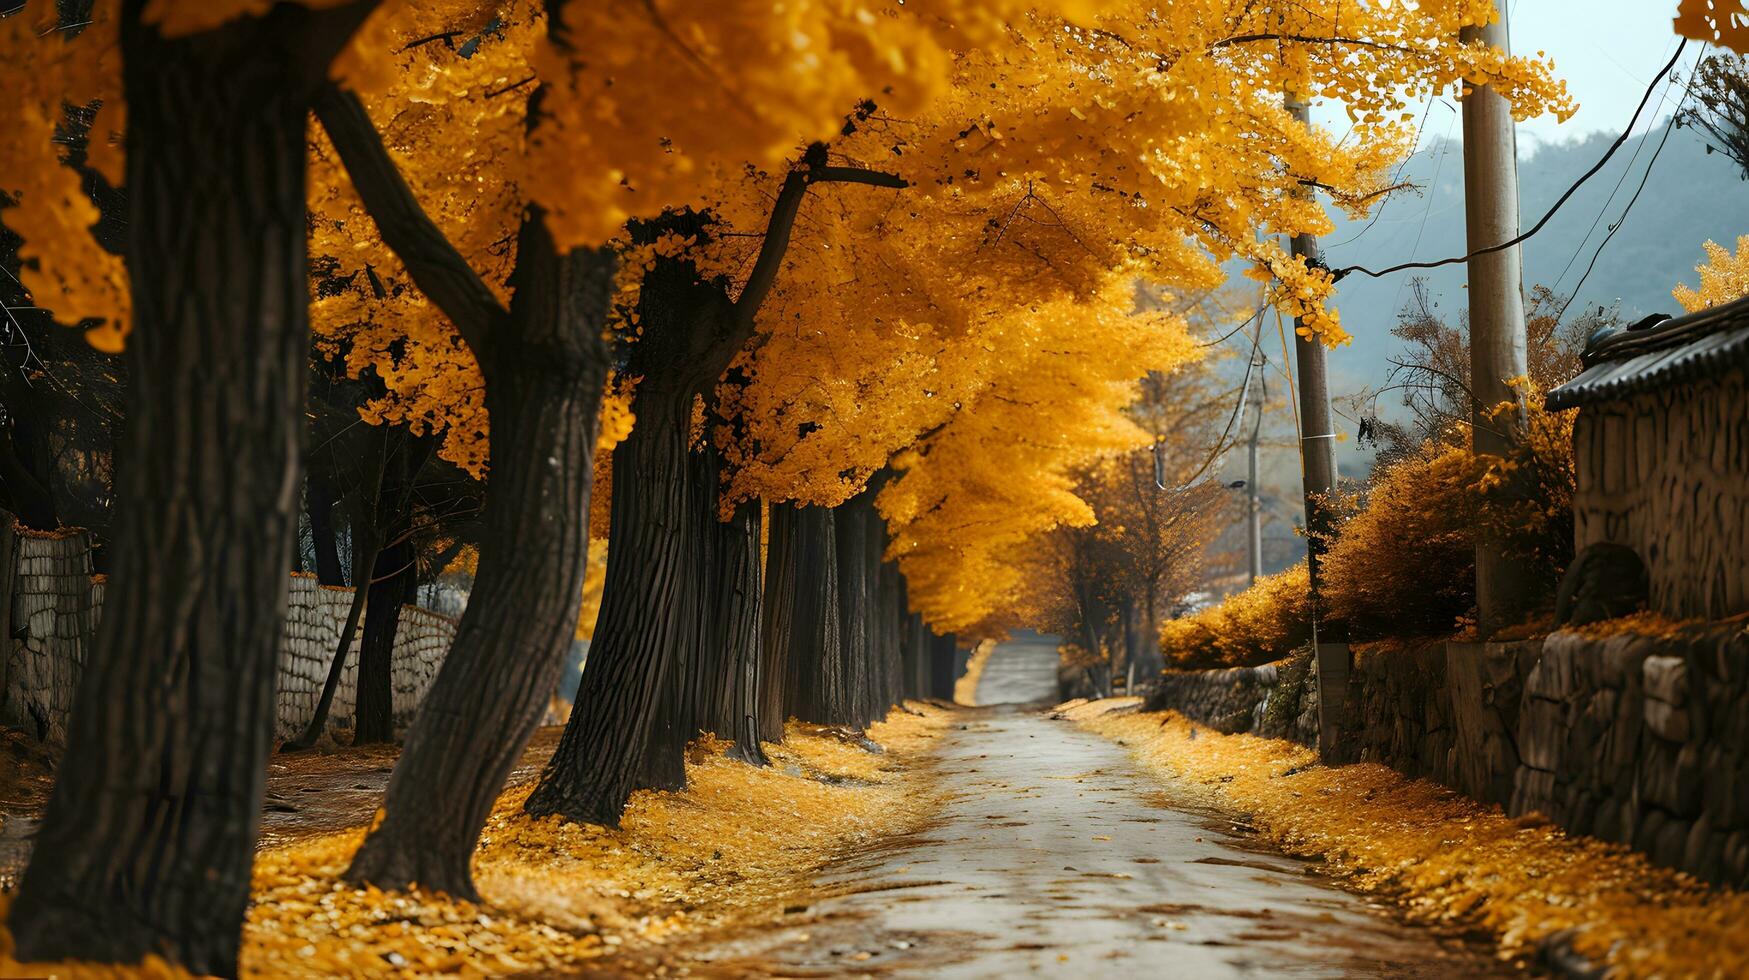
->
left=1510, top=623, right=1749, bottom=887
left=1572, top=364, right=1749, bottom=619
left=1145, top=627, right=1749, bottom=887
left=1143, top=651, right=1319, bottom=745
left=2, top=527, right=457, bottom=745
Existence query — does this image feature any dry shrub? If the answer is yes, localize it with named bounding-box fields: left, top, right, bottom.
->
left=1321, top=444, right=1477, bottom=636
left=1324, top=388, right=1575, bottom=637
left=1162, top=387, right=1576, bottom=660
left=1158, top=564, right=1310, bottom=669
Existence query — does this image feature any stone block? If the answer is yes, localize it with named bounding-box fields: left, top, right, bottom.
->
left=1655, top=816, right=1693, bottom=871
left=1703, top=747, right=1749, bottom=829
left=1517, top=696, right=1567, bottom=771
left=1601, top=632, right=1655, bottom=688
left=1728, top=831, right=1749, bottom=885
left=1644, top=654, right=1689, bottom=706
left=1511, top=765, right=1555, bottom=818
left=1645, top=698, right=1691, bottom=743
left=1527, top=637, right=1573, bottom=701
left=1641, top=741, right=1704, bottom=817
left=1635, top=807, right=1668, bottom=856
left=1684, top=813, right=1717, bottom=877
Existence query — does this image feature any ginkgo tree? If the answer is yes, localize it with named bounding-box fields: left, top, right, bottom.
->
left=524, top=0, right=1573, bottom=835
left=0, top=0, right=1574, bottom=974
left=1, top=2, right=385, bottom=973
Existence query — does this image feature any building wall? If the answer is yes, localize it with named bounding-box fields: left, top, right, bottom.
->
left=1573, top=364, right=1749, bottom=619
left=3, top=528, right=456, bottom=745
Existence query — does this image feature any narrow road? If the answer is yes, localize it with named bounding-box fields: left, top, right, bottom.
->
left=690, top=637, right=1503, bottom=977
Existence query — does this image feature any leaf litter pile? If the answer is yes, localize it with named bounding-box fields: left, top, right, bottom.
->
left=1061, top=698, right=1749, bottom=977
left=1, top=703, right=951, bottom=978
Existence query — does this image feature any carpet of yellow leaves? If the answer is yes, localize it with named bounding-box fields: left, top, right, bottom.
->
left=0, top=704, right=951, bottom=979
left=1062, top=699, right=1749, bottom=977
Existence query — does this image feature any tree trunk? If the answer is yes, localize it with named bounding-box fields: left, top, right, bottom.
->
left=523, top=394, right=694, bottom=827
left=0, top=425, right=56, bottom=531
left=834, top=495, right=874, bottom=728
left=9, top=5, right=374, bottom=972
left=343, top=221, right=613, bottom=899
left=875, top=558, right=903, bottom=710
left=788, top=506, right=851, bottom=725
left=757, top=501, right=798, bottom=744
left=716, top=500, right=766, bottom=765
left=353, top=534, right=413, bottom=743
left=899, top=605, right=925, bottom=701
left=1128, top=589, right=1164, bottom=683
left=306, top=474, right=345, bottom=586
left=636, top=444, right=717, bottom=792
left=929, top=631, right=957, bottom=700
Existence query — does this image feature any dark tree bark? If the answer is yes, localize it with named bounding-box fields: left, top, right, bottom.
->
left=0, top=424, right=56, bottom=531
left=715, top=500, right=767, bottom=765
left=305, top=473, right=346, bottom=586
left=353, top=431, right=427, bottom=744
left=835, top=495, right=874, bottom=728
left=636, top=443, right=717, bottom=793
left=875, top=557, right=903, bottom=710
left=353, top=534, right=414, bottom=743
left=524, top=394, right=695, bottom=826
left=9, top=4, right=376, bottom=972
left=758, top=501, right=799, bottom=744
left=929, top=630, right=958, bottom=700
left=342, top=216, right=613, bottom=897
left=788, top=506, right=852, bottom=725
left=900, top=607, right=928, bottom=701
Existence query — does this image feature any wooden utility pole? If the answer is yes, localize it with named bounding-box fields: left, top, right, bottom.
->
left=1286, top=96, right=1351, bottom=763
left=1460, top=6, right=1532, bottom=635
left=1245, top=352, right=1265, bottom=587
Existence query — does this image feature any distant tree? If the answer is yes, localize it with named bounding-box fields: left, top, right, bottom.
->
left=1673, top=234, right=1749, bottom=311
left=1679, top=55, right=1749, bottom=179
left=1376, top=281, right=1601, bottom=462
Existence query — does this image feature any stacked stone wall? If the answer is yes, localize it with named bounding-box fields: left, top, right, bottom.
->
left=1145, top=627, right=1749, bottom=887
left=1142, top=649, right=1319, bottom=745
left=1509, top=623, right=1749, bottom=887
left=2, top=528, right=457, bottom=745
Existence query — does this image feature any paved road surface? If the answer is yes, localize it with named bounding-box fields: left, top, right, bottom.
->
left=690, top=636, right=1501, bottom=978
left=970, top=629, right=1062, bottom=706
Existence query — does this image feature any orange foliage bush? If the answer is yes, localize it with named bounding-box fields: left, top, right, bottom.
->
left=1157, top=565, right=1310, bottom=669
left=1324, top=389, right=1575, bottom=637
left=1162, top=386, right=1575, bottom=662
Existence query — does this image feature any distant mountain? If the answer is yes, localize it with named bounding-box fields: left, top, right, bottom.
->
left=1204, top=123, right=1749, bottom=577
left=1320, top=123, right=1749, bottom=413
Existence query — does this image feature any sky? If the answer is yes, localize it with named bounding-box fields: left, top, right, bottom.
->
left=1310, top=2, right=1701, bottom=159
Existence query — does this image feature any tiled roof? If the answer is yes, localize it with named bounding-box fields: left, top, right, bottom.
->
left=1546, top=294, right=1749, bottom=410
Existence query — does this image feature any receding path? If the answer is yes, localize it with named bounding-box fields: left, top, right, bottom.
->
left=969, top=628, right=1061, bottom=706
left=689, top=638, right=1502, bottom=977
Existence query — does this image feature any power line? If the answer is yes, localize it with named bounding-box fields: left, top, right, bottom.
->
left=1554, top=95, right=1688, bottom=326
left=1168, top=311, right=1266, bottom=489
left=1328, top=40, right=1689, bottom=282
left=1550, top=40, right=1689, bottom=297
left=1324, top=96, right=1437, bottom=250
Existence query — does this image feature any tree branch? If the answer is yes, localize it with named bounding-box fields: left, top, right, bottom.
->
left=730, top=170, right=811, bottom=331
left=730, top=150, right=907, bottom=331
left=313, top=82, right=506, bottom=357
left=1212, top=33, right=1421, bottom=55
left=811, top=166, right=908, bottom=188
